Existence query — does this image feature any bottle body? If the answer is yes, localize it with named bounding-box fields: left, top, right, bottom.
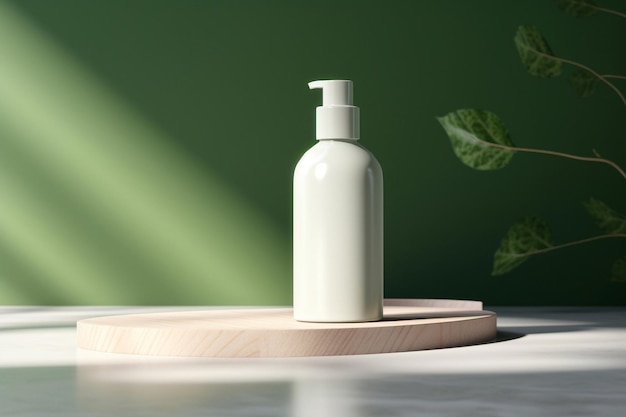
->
left=293, top=139, right=383, bottom=322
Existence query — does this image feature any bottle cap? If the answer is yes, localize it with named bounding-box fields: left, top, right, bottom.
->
left=308, top=80, right=360, bottom=140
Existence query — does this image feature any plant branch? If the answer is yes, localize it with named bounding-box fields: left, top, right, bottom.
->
left=602, top=74, right=626, bottom=81
left=533, top=49, right=626, bottom=107
left=590, top=4, right=626, bottom=19
left=512, top=233, right=626, bottom=258
left=482, top=141, right=626, bottom=181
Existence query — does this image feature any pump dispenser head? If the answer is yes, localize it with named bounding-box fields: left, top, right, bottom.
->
left=309, top=80, right=360, bottom=140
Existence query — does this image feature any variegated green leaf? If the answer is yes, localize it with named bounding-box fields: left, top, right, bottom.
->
left=514, top=25, right=563, bottom=78
left=568, top=68, right=598, bottom=97
left=555, top=0, right=598, bottom=17
left=492, top=217, right=554, bottom=276
left=584, top=198, right=626, bottom=234
left=437, top=109, right=516, bottom=170
left=610, top=256, right=626, bottom=282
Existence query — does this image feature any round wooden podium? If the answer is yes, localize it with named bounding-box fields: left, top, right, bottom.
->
left=77, top=299, right=496, bottom=357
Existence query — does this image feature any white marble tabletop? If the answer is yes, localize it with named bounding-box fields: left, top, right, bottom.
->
left=1, top=306, right=625, bottom=416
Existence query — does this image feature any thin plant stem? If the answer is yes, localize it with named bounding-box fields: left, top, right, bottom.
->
left=602, top=74, right=626, bottom=81
left=513, top=234, right=626, bottom=258
left=533, top=50, right=626, bottom=107
left=483, top=141, right=626, bottom=181
left=552, top=55, right=626, bottom=106
left=591, top=4, right=626, bottom=19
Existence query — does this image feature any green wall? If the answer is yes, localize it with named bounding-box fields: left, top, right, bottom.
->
left=0, top=0, right=624, bottom=305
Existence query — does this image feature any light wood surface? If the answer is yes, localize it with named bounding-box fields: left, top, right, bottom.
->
left=76, top=299, right=496, bottom=357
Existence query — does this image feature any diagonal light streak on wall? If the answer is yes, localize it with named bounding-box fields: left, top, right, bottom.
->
left=0, top=155, right=120, bottom=302
left=0, top=2, right=290, bottom=304
left=0, top=137, right=190, bottom=304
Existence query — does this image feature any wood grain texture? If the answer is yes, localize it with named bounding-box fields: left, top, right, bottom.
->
left=76, top=299, right=496, bottom=357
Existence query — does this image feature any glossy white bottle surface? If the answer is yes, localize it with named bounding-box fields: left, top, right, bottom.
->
left=293, top=80, right=383, bottom=323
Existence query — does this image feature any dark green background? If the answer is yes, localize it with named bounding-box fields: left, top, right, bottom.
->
left=1, top=0, right=625, bottom=305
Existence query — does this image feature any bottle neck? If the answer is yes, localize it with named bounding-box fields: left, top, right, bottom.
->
left=318, top=138, right=359, bottom=143
left=315, top=106, right=360, bottom=140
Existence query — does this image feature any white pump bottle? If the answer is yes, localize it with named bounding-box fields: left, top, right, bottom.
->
left=293, top=80, right=383, bottom=323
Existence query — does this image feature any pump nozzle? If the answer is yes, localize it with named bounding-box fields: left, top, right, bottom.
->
left=308, top=79, right=359, bottom=140
left=308, top=80, right=353, bottom=106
